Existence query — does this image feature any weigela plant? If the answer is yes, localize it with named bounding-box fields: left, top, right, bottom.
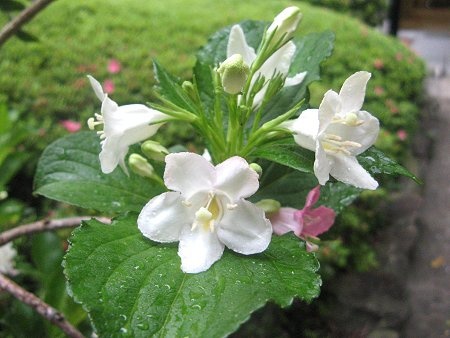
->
left=33, top=6, right=418, bottom=337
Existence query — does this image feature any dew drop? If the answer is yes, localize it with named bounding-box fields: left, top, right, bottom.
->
left=137, top=323, right=149, bottom=330
left=191, top=304, right=202, bottom=310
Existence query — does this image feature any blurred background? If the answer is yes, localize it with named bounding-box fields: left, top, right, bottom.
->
left=0, top=0, right=448, bottom=337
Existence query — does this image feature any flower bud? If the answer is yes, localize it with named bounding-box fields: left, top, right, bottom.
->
left=141, top=140, right=169, bottom=162
left=128, top=153, right=155, bottom=178
left=249, top=163, right=263, bottom=177
left=217, top=54, right=250, bottom=94
left=267, top=6, right=302, bottom=48
left=255, top=199, right=281, bottom=214
left=182, top=80, right=197, bottom=101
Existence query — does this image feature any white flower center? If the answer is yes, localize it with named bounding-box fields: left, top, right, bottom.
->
left=321, top=134, right=361, bottom=155
left=191, top=194, right=223, bottom=232
left=332, top=112, right=364, bottom=126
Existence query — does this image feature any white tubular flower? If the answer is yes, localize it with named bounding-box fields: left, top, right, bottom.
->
left=138, top=152, right=272, bottom=273
left=87, top=75, right=167, bottom=174
left=227, top=25, right=306, bottom=107
left=286, top=71, right=379, bottom=190
left=0, top=243, right=17, bottom=275
left=266, top=6, right=303, bottom=49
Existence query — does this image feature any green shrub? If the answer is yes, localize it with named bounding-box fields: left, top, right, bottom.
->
left=300, top=0, right=389, bottom=26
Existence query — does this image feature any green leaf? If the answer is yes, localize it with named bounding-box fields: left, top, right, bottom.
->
left=253, top=163, right=360, bottom=213
left=34, top=131, right=165, bottom=213
left=64, top=215, right=321, bottom=337
left=0, top=0, right=25, bottom=11
left=358, top=147, right=421, bottom=183
left=259, top=31, right=335, bottom=125
left=153, top=61, right=198, bottom=112
left=252, top=138, right=314, bottom=174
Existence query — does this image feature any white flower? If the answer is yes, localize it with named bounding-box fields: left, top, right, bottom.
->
left=0, top=243, right=17, bottom=275
left=138, top=152, right=272, bottom=273
left=227, top=25, right=307, bottom=107
left=87, top=75, right=167, bottom=174
left=266, top=6, right=302, bottom=49
left=286, top=71, right=379, bottom=190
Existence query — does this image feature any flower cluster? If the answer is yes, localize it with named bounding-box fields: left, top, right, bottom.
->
left=87, top=7, right=380, bottom=273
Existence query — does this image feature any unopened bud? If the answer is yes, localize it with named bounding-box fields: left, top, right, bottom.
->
left=141, top=140, right=169, bottom=162
left=129, top=154, right=155, bottom=178
left=182, top=81, right=197, bottom=101
left=249, top=163, right=263, bottom=177
left=267, top=6, right=302, bottom=48
left=255, top=199, right=281, bottom=214
left=217, top=54, right=250, bottom=94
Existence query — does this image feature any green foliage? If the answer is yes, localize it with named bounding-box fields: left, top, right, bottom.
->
left=0, top=0, right=425, bottom=162
left=64, top=216, right=321, bottom=337
left=34, top=131, right=165, bottom=213
left=300, top=0, right=389, bottom=26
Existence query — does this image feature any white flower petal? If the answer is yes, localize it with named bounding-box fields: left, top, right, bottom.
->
left=318, top=90, right=341, bottom=135
left=289, top=109, right=319, bottom=151
left=178, top=226, right=224, bottom=273
left=258, top=41, right=296, bottom=79
left=164, top=153, right=215, bottom=198
left=214, top=156, right=259, bottom=201
left=314, top=142, right=331, bottom=185
left=326, top=110, right=379, bottom=155
left=227, top=25, right=256, bottom=66
left=339, top=71, right=371, bottom=113
left=329, top=154, right=378, bottom=190
left=87, top=75, right=106, bottom=101
left=0, top=243, right=16, bottom=274
left=217, top=199, right=272, bottom=255
left=284, top=71, right=307, bottom=87
left=138, top=192, right=191, bottom=242
left=99, top=138, right=127, bottom=174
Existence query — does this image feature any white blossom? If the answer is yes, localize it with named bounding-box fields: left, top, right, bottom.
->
left=0, top=243, right=17, bottom=275
left=87, top=75, right=167, bottom=174
left=138, top=152, right=272, bottom=273
left=227, top=25, right=307, bottom=107
left=285, top=71, right=379, bottom=189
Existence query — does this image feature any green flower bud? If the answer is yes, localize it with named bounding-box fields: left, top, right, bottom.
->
left=141, top=140, right=169, bottom=162
left=255, top=199, right=281, bottom=214
left=182, top=81, right=197, bottom=101
left=249, top=163, right=263, bottom=177
left=217, top=54, right=250, bottom=94
left=128, top=153, right=155, bottom=178
left=267, top=6, right=302, bottom=48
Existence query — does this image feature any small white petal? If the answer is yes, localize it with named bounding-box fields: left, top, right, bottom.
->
left=214, top=156, right=259, bottom=201
left=318, top=90, right=341, bottom=135
left=87, top=75, right=106, bottom=102
left=284, top=71, right=307, bottom=87
left=314, top=142, right=331, bottom=185
left=99, top=139, right=127, bottom=174
left=178, top=226, right=224, bottom=273
left=217, top=200, right=272, bottom=255
left=164, top=153, right=215, bottom=198
left=138, top=192, right=191, bottom=242
left=289, top=109, right=319, bottom=152
left=339, top=71, right=371, bottom=113
left=227, top=25, right=256, bottom=66
left=258, top=41, right=296, bottom=79
left=330, top=154, right=378, bottom=190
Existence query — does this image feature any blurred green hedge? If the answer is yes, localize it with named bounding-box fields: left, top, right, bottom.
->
left=0, top=0, right=425, bottom=159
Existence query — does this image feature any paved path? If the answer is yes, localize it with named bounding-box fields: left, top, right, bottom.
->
left=403, top=75, right=450, bottom=337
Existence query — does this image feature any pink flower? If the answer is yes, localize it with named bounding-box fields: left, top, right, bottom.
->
left=60, top=120, right=81, bottom=133
left=397, top=129, right=408, bottom=141
left=373, top=58, right=384, bottom=70
left=269, top=186, right=336, bottom=251
left=374, top=86, right=384, bottom=96
left=103, top=79, right=115, bottom=94
left=107, top=59, right=122, bottom=74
